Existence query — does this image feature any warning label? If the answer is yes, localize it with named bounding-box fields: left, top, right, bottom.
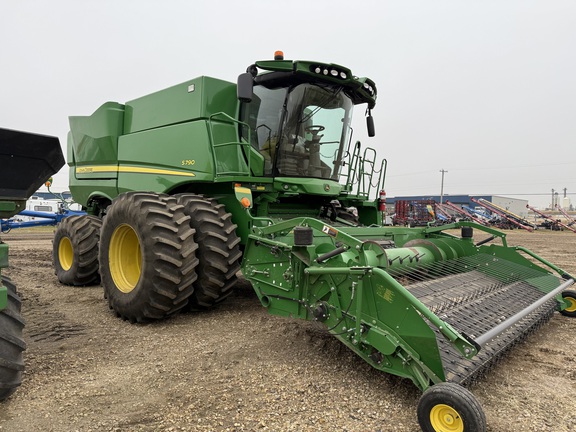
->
left=322, top=225, right=338, bottom=238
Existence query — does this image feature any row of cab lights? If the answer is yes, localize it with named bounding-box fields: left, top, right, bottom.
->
left=310, top=64, right=376, bottom=97
left=274, top=51, right=376, bottom=98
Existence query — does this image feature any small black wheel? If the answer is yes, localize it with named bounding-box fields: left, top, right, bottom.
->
left=0, top=276, right=26, bottom=401
left=53, top=215, right=102, bottom=286
left=99, top=192, right=199, bottom=322
left=560, top=290, right=576, bottom=317
left=417, top=382, right=486, bottom=432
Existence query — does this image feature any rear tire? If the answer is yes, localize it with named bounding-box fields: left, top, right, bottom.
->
left=176, top=194, right=242, bottom=309
left=53, top=215, right=102, bottom=286
left=0, top=276, right=26, bottom=401
left=99, top=192, right=199, bottom=322
left=560, top=290, right=576, bottom=317
left=417, top=382, right=486, bottom=432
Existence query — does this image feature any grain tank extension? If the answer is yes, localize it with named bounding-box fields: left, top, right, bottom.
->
left=55, top=53, right=576, bottom=431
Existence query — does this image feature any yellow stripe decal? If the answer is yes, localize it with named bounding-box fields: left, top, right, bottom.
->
left=76, top=165, right=195, bottom=177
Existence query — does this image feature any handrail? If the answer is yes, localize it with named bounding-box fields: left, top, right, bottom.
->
left=208, top=112, right=252, bottom=177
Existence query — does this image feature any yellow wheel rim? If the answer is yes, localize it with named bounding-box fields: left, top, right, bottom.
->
left=58, top=237, right=74, bottom=271
left=430, top=404, right=464, bottom=432
left=109, top=224, right=142, bottom=293
left=565, top=296, right=576, bottom=313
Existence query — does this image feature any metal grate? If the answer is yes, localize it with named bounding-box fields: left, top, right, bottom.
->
left=386, top=254, right=562, bottom=384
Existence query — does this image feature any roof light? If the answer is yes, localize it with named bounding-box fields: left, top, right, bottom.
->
left=274, top=50, right=284, bottom=60
left=309, top=64, right=349, bottom=80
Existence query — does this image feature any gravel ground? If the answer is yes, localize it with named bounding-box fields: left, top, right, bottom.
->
left=0, top=229, right=575, bottom=431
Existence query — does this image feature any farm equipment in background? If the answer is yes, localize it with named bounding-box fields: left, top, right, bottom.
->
left=0, top=193, right=85, bottom=233
left=0, top=128, right=65, bottom=400
left=434, top=203, right=456, bottom=223
left=53, top=52, right=576, bottom=432
left=556, top=205, right=576, bottom=227
left=461, top=205, right=493, bottom=226
left=471, top=197, right=535, bottom=232
left=441, top=200, right=487, bottom=226
left=527, top=204, right=576, bottom=233
left=556, top=205, right=575, bottom=227
left=393, top=199, right=436, bottom=226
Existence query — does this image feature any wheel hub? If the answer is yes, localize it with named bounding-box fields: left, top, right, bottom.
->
left=565, top=297, right=576, bottom=313
left=109, top=224, right=142, bottom=293
left=58, top=237, right=74, bottom=271
left=430, top=404, right=463, bottom=432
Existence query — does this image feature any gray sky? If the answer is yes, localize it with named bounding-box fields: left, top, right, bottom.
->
left=1, top=0, right=574, bottom=208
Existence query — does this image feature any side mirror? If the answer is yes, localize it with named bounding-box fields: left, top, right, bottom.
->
left=366, top=111, right=375, bottom=137
left=237, top=72, right=253, bottom=102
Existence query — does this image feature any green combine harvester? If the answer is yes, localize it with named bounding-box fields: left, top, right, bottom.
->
left=0, top=128, right=65, bottom=400
left=54, top=52, right=576, bottom=431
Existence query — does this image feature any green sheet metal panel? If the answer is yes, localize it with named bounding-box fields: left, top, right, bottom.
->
left=116, top=120, right=214, bottom=194
left=123, top=76, right=237, bottom=134
left=68, top=102, right=125, bottom=179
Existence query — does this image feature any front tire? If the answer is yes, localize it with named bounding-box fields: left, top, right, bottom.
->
left=417, top=382, right=486, bottom=432
left=53, top=215, right=102, bottom=285
left=176, top=194, right=242, bottom=309
left=0, top=276, right=26, bottom=401
left=99, top=192, right=199, bottom=322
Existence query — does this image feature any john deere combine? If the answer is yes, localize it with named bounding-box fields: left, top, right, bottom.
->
left=54, top=52, right=576, bottom=431
left=0, top=128, right=65, bottom=400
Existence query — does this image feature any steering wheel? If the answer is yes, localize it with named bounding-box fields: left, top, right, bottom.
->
left=305, top=125, right=325, bottom=135
left=304, top=125, right=325, bottom=147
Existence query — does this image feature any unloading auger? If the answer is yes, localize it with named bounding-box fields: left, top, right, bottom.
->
left=241, top=217, right=576, bottom=431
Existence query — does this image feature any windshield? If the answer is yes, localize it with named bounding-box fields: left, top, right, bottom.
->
left=240, top=83, right=353, bottom=179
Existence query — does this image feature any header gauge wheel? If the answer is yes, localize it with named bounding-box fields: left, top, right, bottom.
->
left=417, top=382, right=486, bottom=432
left=560, top=290, right=576, bottom=317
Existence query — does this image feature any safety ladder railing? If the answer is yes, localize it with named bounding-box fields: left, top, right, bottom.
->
left=342, top=141, right=387, bottom=199
left=208, top=112, right=252, bottom=178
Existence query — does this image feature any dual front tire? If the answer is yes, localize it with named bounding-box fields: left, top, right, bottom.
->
left=99, top=192, right=198, bottom=322
left=53, top=192, right=242, bottom=322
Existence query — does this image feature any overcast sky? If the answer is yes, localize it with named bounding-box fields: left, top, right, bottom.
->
left=1, top=0, right=574, bottom=208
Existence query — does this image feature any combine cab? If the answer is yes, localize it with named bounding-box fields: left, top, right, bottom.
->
left=54, top=53, right=576, bottom=430
left=0, top=128, right=65, bottom=400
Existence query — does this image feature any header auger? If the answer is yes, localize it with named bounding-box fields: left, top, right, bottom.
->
left=53, top=52, right=576, bottom=431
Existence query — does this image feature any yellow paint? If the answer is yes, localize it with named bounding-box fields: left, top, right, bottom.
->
left=234, top=186, right=252, bottom=194
left=58, top=237, right=74, bottom=271
left=429, top=404, right=463, bottom=432
left=109, top=224, right=142, bottom=293
left=76, top=165, right=195, bottom=177
left=376, top=285, right=395, bottom=303
left=565, top=296, right=576, bottom=313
